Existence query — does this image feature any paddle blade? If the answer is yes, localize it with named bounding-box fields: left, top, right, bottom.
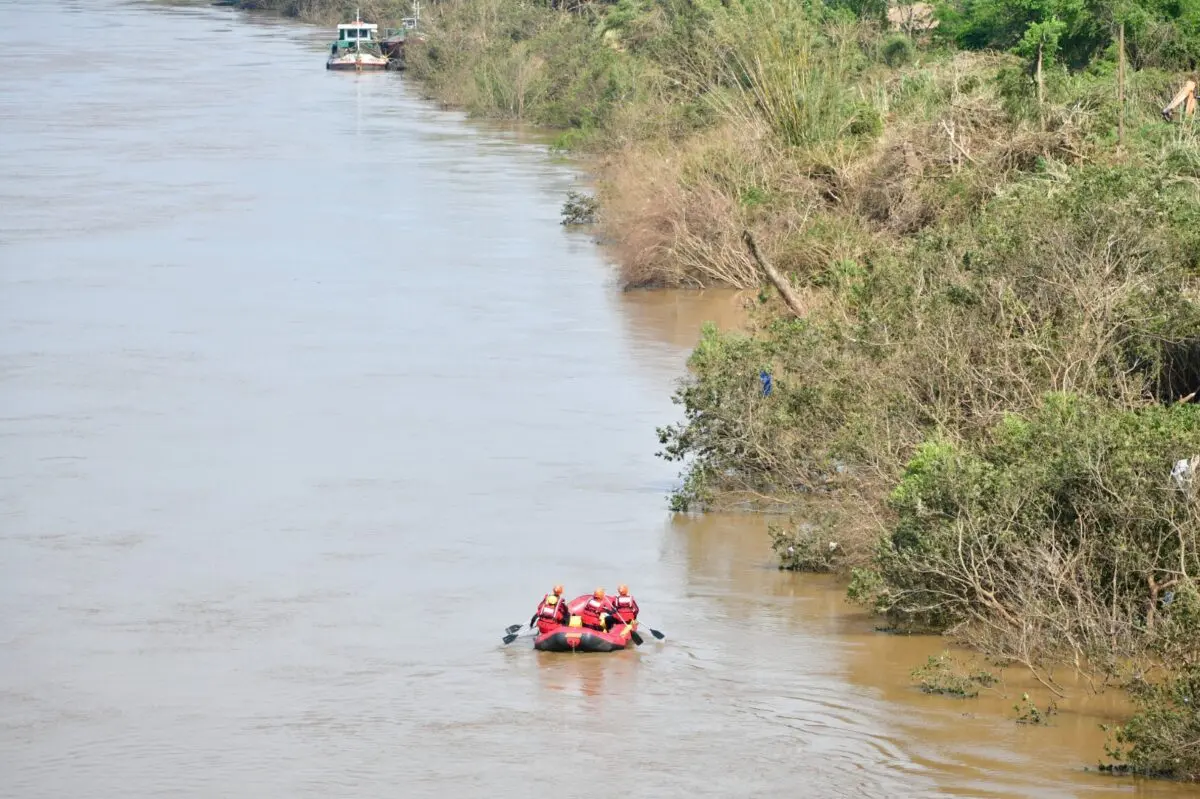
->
left=649, top=628, right=666, bottom=640
left=502, top=633, right=520, bottom=645
left=630, top=630, right=644, bottom=646
left=504, top=624, right=522, bottom=635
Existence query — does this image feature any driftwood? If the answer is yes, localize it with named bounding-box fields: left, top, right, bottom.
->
left=742, top=230, right=806, bottom=317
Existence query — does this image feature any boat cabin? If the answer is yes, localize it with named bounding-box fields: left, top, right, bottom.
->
left=336, top=21, right=378, bottom=45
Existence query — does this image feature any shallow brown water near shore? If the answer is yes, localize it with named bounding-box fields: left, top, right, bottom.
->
left=0, top=1, right=1192, bottom=797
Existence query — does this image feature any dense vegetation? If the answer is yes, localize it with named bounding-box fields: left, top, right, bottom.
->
left=229, top=0, right=413, bottom=25
left=234, top=0, right=1200, bottom=780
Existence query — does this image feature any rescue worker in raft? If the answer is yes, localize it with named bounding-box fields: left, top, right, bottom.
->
left=531, top=584, right=570, bottom=634
left=580, top=587, right=615, bottom=632
left=610, top=584, right=639, bottom=625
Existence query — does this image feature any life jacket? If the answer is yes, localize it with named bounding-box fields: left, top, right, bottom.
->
left=611, top=594, right=639, bottom=620
left=537, top=594, right=567, bottom=623
left=579, top=597, right=609, bottom=628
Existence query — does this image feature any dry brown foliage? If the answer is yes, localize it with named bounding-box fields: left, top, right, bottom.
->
left=600, top=127, right=808, bottom=288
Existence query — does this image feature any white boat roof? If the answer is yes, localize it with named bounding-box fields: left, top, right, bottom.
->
left=338, top=21, right=378, bottom=29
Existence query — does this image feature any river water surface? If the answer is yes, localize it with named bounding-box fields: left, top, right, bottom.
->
left=0, top=2, right=1192, bottom=797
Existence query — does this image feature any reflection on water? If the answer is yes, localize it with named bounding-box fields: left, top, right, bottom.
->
left=0, top=1, right=1192, bottom=798
left=617, top=288, right=751, bottom=350
left=533, top=650, right=646, bottom=700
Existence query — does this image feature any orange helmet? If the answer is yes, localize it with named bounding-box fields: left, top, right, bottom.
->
left=617, top=584, right=629, bottom=596
left=553, top=584, right=564, bottom=596
left=593, top=587, right=605, bottom=599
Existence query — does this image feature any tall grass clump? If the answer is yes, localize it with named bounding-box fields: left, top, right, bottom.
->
left=702, top=1, right=881, bottom=149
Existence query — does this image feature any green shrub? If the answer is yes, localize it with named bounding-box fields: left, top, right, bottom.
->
left=862, top=394, right=1200, bottom=669
left=883, top=34, right=915, bottom=67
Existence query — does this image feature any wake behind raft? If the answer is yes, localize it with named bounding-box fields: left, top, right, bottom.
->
left=533, top=594, right=637, bottom=653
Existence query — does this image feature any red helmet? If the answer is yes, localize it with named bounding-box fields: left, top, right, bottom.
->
left=617, top=584, right=629, bottom=596
left=593, top=587, right=605, bottom=599
left=552, top=584, right=564, bottom=596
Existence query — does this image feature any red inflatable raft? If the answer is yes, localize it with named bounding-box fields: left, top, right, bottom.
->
left=533, top=594, right=638, bottom=653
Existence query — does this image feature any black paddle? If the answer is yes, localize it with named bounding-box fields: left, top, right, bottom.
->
left=502, top=627, right=532, bottom=645
left=501, top=619, right=533, bottom=644
left=624, top=618, right=668, bottom=641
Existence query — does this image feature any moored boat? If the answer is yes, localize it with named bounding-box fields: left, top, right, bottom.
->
left=532, top=594, right=639, bottom=653
left=326, top=12, right=389, bottom=71
left=380, top=16, right=422, bottom=65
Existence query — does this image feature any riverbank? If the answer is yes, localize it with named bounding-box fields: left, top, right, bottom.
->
left=230, top=0, right=1200, bottom=782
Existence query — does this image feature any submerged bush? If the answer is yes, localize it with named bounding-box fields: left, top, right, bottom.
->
left=561, top=190, right=599, bottom=224
left=911, top=652, right=999, bottom=698
left=1105, top=661, right=1200, bottom=781
left=770, top=515, right=848, bottom=571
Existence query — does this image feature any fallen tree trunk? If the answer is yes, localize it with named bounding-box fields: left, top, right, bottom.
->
left=742, top=230, right=806, bottom=317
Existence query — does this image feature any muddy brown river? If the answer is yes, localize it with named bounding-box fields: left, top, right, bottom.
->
left=0, top=2, right=1192, bottom=797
